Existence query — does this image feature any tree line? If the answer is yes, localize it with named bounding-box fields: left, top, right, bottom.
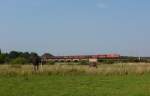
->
left=0, top=49, right=40, bottom=64
left=0, top=49, right=150, bottom=65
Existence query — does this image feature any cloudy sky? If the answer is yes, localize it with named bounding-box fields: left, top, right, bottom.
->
left=0, top=0, right=150, bottom=56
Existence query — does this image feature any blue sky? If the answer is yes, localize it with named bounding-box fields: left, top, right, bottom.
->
left=0, top=0, right=150, bottom=56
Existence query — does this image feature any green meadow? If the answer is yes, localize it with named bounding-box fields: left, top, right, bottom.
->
left=0, top=74, right=150, bottom=96
left=0, top=63, right=150, bottom=96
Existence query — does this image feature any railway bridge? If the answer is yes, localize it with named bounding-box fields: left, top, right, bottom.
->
left=41, top=53, right=120, bottom=63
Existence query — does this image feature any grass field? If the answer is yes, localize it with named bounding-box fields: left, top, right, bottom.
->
left=0, top=63, right=150, bottom=96
left=0, top=74, right=150, bottom=96
left=1, top=63, right=150, bottom=75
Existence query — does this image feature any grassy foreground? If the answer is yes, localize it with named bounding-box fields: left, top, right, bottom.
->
left=1, top=63, right=150, bottom=75
left=0, top=74, right=150, bottom=96
left=0, top=63, right=150, bottom=96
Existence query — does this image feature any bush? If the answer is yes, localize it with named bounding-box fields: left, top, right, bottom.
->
left=47, top=61, right=56, bottom=65
left=10, top=57, right=28, bottom=64
left=98, top=59, right=115, bottom=64
left=79, top=60, right=89, bottom=65
left=0, top=54, right=6, bottom=64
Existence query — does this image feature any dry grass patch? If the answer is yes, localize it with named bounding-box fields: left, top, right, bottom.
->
left=0, top=63, right=150, bottom=75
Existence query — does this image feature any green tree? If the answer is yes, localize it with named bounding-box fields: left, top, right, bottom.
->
left=8, top=51, right=20, bottom=59
left=0, top=54, right=6, bottom=64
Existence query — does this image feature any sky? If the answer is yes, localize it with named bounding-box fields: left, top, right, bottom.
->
left=0, top=0, right=150, bottom=56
